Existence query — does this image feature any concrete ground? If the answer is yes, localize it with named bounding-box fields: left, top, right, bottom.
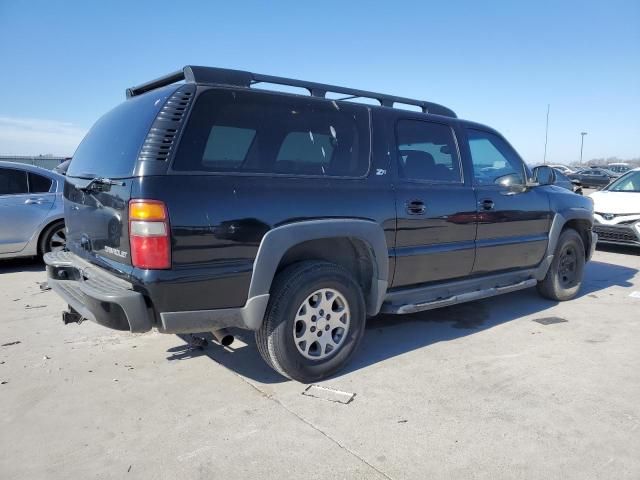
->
left=1, top=245, right=639, bottom=480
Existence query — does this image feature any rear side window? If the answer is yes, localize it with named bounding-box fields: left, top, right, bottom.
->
left=0, top=168, right=28, bottom=195
left=28, top=173, right=53, bottom=193
left=203, top=126, right=256, bottom=168
left=68, top=86, right=177, bottom=179
left=173, top=89, right=370, bottom=177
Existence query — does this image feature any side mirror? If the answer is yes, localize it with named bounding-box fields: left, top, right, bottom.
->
left=495, top=173, right=527, bottom=193
left=532, top=165, right=556, bottom=186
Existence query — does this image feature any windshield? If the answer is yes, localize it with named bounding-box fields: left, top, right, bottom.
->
left=605, top=170, right=640, bottom=192
left=68, top=85, right=176, bottom=179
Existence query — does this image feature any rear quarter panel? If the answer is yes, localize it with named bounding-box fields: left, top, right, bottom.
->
left=131, top=166, right=396, bottom=312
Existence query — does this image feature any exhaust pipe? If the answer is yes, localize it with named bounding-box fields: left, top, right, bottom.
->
left=211, top=328, right=234, bottom=347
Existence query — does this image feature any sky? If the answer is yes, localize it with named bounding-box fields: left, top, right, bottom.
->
left=0, top=0, right=638, bottom=165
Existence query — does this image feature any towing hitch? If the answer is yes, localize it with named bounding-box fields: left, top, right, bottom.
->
left=62, top=308, right=85, bottom=325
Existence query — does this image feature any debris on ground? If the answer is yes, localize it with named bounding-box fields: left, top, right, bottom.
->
left=533, top=317, right=568, bottom=325
left=1, top=341, right=21, bottom=347
left=38, top=282, right=51, bottom=291
left=302, top=385, right=356, bottom=404
left=25, top=304, right=46, bottom=310
left=43, top=355, right=50, bottom=360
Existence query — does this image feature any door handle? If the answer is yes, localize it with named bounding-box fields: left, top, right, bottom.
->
left=24, top=198, right=47, bottom=205
left=406, top=200, right=426, bottom=215
left=479, top=199, right=495, bottom=211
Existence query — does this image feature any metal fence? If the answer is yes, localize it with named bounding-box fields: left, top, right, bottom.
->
left=0, top=155, right=67, bottom=170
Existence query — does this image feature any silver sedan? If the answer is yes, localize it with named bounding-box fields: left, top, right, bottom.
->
left=0, top=161, right=65, bottom=259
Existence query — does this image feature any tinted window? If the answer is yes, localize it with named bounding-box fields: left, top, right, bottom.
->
left=203, top=126, right=256, bottom=168
left=68, top=85, right=176, bottom=179
left=467, top=129, right=524, bottom=185
left=396, top=120, right=461, bottom=182
left=173, top=89, right=369, bottom=177
left=277, top=131, right=335, bottom=166
left=28, top=173, right=53, bottom=193
left=0, top=168, right=28, bottom=195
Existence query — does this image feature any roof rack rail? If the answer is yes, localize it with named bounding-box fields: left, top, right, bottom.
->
left=126, top=65, right=456, bottom=118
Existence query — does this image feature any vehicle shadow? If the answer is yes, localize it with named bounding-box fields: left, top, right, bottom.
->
left=0, top=257, right=45, bottom=273
left=166, top=259, right=637, bottom=384
left=596, top=243, right=640, bottom=256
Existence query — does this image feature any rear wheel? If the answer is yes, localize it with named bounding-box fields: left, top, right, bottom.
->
left=537, top=229, right=585, bottom=301
left=39, top=221, right=66, bottom=256
left=256, top=261, right=366, bottom=383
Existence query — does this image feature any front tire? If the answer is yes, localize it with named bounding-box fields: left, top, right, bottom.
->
left=256, top=261, right=366, bottom=383
left=537, top=229, right=585, bottom=301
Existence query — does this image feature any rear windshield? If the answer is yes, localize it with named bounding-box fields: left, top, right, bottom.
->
left=173, top=89, right=370, bottom=177
left=67, top=86, right=176, bottom=179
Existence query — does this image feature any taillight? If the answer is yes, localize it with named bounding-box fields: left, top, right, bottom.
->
left=129, top=200, right=170, bottom=269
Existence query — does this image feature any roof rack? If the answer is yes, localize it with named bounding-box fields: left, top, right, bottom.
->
left=126, top=65, right=456, bottom=118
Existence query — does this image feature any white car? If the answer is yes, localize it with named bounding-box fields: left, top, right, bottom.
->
left=548, top=164, right=575, bottom=175
left=589, top=168, right=640, bottom=247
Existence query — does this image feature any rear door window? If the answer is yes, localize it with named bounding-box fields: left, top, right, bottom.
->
left=396, top=120, right=462, bottom=182
left=0, top=168, right=28, bottom=195
left=28, top=173, right=53, bottom=193
left=173, top=89, right=370, bottom=177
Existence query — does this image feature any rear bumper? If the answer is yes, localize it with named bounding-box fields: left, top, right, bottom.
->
left=44, top=251, right=153, bottom=333
left=44, top=251, right=270, bottom=334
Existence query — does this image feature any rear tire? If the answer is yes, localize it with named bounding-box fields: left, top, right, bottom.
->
left=537, top=229, right=585, bottom=301
left=256, top=261, right=366, bottom=383
left=39, top=221, right=66, bottom=256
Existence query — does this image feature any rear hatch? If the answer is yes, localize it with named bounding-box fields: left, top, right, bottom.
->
left=64, top=85, right=181, bottom=272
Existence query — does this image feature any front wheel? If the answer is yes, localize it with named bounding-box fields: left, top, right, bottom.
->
left=537, top=229, right=585, bottom=301
left=256, top=261, right=366, bottom=383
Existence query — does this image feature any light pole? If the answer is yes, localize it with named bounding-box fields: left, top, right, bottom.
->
left=543, top=104, right=550, bottom=164
left=580, top=132, right=588, bottom=164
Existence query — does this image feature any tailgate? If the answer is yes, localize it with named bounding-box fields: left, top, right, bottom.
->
left=64, top=178, right=134, bottom=266
left=63, top=85, right=181, bottom=269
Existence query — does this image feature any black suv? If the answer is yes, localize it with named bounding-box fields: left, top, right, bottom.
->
left=45, top=66, right=596, bottom=382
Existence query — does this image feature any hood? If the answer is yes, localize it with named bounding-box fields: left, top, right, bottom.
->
left=589, top=191, right=640, bottom=215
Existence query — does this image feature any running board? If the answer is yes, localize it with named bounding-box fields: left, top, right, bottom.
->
left=383, top=279, right=537, bottom=315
